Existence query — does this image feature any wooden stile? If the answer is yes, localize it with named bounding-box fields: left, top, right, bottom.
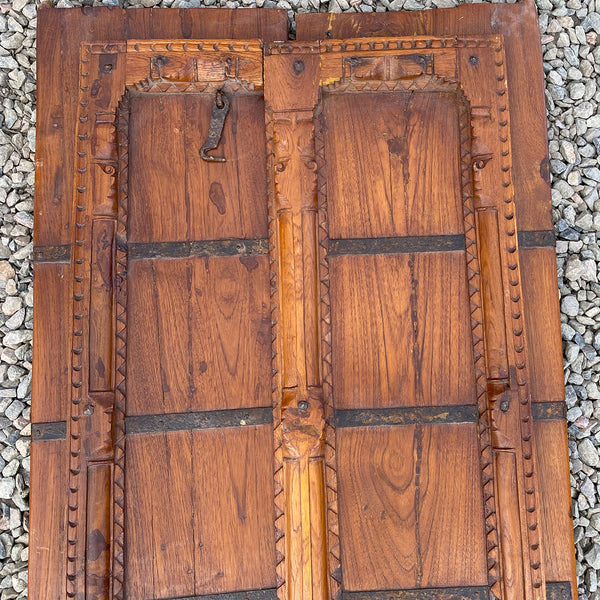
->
left=32, top=5, right=576, bottom=600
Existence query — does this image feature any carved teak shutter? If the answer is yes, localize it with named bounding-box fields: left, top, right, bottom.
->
left=31, top=7, right=576, bottom=600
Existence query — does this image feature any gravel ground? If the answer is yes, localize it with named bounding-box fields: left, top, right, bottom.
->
left=0, top=0, right=595, bottom=597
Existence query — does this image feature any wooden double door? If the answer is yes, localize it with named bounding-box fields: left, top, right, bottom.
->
left=31, top=5, right=576, bottom=600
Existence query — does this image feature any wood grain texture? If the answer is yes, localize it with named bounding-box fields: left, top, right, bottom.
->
left=323, top=91, right=463, bottom=239
left=296, top=0, right=551, bottom=232
left=128, top=256, right=271, bottom=415
left=521, top=247, right=565, bottom=403
left=337, top=424, right=487, bottom=590
left=128, top=92, right=268, bottom=243
left=32, top=263, right=70, bottom=423
left=476, top=210, right=509, bottom=381
left=330, top=252, right=475, bottom=409
left=86, top=463, right=113, bottom=600
left=29, top=439, right=67, bottom=600
left=125, top=427, right=275, bottom=600
left=89, top=218, right=116, bottom=392
left=534, top=420, right=577, bottom=596
left=265, top=47, right=328, bottom=600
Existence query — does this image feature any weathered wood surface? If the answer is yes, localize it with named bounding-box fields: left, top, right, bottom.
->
left=32, top=9, right=287, bottom=600
left=32, top=7, right=575, bottom=600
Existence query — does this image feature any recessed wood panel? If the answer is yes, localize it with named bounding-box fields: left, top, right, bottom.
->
left=29, top=439, right=67, bottom=600
left=330, top=252, right=475, bottom=409
left=128, top=255, right=271, bottom=415
left=128, top=92, right=268, bottom=243
left=32, top=263, right=70, bottom=423
left=521, top=247, right=564, bottom=403
left=324, top=91, right=463, bottom=239
left=125, top=426, right=276, bottom=600
left=337, top=424, right=487, bottom=590
left=534, top=420, right=577, bottom=589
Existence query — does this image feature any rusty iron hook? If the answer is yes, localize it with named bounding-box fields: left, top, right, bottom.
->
left=200, top=89, right=230, bottom=163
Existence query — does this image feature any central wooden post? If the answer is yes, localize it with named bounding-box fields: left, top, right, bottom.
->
left=265, top=45, right=328, bottom=600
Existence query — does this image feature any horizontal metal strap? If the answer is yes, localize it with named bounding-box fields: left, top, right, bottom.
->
left=32, top=421, right=67, bottom=441
left=546, top=582, right=573, bottom=600
left=341, top=584, right=572, bottom=600
left=335, top=405, right=478, bottom=428
left=517, top=230, right=556, bottom=248
left=126, top=406, right=272, bottom=435
left=531, top=401, right=567, bottom=420
left=342, top=587, right=490, bottom=600
left=33, top=244, right=71, bottom=263
left=161, top=590, right=278, bottom=600
left=328, top=234, right=465, bottom=256
left=128, top=238, right=269, bottom=259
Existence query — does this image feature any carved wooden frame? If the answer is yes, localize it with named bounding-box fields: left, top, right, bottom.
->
left=68, top=34, right=544, bottom=600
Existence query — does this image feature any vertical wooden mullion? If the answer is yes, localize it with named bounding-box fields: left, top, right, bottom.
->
left=265, top=44, right=329, bottom=600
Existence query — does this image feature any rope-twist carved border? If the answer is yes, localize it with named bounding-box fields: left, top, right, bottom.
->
left=265, top=108, right=287, bottom=597
left=491, top=42, right=545, bottom=594
left=113, top=89, right=130, bottom=600
left=313, top=102, right=341, bottom=600
left=67, top=42, right=93, bottom=599
left=460, top=106, right=503, bottom=600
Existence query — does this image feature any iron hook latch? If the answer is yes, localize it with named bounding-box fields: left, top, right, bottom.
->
left=200, top=89, right=230, bottom=163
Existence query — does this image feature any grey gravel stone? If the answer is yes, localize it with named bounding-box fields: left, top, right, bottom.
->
left=564, top=295, right=581, bottom=316
left=580, top=438, right=600, bottom=467
left=587, top=544, right=600, bottom=569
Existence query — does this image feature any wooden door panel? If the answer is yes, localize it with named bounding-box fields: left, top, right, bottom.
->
left=308, top=34, right=567, bottom=600
left=337, top=424, right=487, bottom=591
left=324, top=92, right=463, bottom=239
left=520, top=247, right=565, bottom=404
left=125, top=427, right=276, bottom=599
left=29, top=439, right=68, bottom=600
left=296, top=8, right=575, bottom=596
left=330, top=252, right=475, bottom=409
left=128, top=93, right=268, bottom=242
left=34, top=7, right=287, bottom=246
left=31, top=262, right=71, bottom=422
left=128, top=255, right=271, bottom=415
